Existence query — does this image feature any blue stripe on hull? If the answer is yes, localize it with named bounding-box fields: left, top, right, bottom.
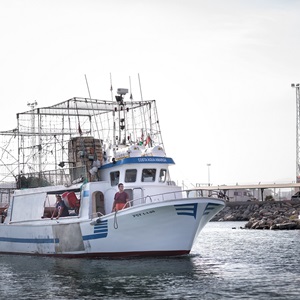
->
left=0, top=220, right=109, bottom=244
left=82, top=219, right=108, bottom=241
left=0, top=237, right=59, bottom=243
left=203, top=203, right=222, bottom=215
left=83, top=190, right=89, bottom=197
left=174, top=203, right=198, bottom=219
left=82, top=233, right=108, bottom=240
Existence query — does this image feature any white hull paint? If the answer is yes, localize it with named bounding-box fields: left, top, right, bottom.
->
left=0, top=198, right=224, bottom=257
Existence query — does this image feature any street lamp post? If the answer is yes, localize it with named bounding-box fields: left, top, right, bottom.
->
left=207, top=163, right=211, bottom=186
left=291, top=83, right=300, bottom=182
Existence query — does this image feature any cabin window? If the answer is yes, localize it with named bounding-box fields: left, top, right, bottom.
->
left=110, top=171, right=120, bottom=186
left=159, top=169, right=167, bottom=183
left=141, top=169, right=156, bottom=182
left=125, top=169, right=137, bottom=183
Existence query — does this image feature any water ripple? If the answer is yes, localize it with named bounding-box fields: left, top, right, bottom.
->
left=0, top=222, right=300, bottom=299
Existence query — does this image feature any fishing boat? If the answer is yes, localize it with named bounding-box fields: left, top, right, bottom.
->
left=0, top=86, right=225, bottom=257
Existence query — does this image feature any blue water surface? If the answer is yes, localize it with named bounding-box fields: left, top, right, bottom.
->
left=0, top=221, right=299, bottom=299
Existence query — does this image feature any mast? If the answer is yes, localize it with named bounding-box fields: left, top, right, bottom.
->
left=110, top=73, right=116, bottom=146
left=37, top=108, right=42, bottom=175
left=129, top=76, right=136, bottom=143
left=115, top=88, right=128, bottom=146
left=27, top=101, right=38, bottom=172
left=138, top=74, right=148, bottom=141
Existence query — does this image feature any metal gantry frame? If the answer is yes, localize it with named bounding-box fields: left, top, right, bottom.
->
left=0, top=97, right=164, bottom=185
left=291, top=83, right=300, bottom=182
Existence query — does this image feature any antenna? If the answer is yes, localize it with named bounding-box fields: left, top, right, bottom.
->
left=138, top=73, right=144, bottom=101
left=129, top=76, right=133, bottom=100
left=84, top=74, right=92, bottom=98
left=110, top=73, right=114, bottom=101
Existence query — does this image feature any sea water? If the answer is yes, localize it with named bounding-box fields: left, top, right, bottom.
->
left=0, top=221, right=299, bottom=299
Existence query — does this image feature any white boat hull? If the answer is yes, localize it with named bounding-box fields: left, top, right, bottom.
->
left=0, top=91, right=226, bottom=258
left=0, top=198, right=224, bottom=257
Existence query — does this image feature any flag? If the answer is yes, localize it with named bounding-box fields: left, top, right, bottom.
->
left=145, top=134, right=151, bottom=146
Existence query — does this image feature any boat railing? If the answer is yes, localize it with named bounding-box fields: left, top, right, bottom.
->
left=15, top=166, right=88, bottom=188
left=88, top=189, right=222, bottom=218
left=127, top=188, right=212, bottom=208
left=90, top=211, right=105, bottom=219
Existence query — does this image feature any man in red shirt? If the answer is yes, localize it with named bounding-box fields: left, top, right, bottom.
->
left=112, top=183, right=130, bottom=212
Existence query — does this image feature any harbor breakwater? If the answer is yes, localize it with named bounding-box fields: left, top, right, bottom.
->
left=211, top=199, right=300, bottom=229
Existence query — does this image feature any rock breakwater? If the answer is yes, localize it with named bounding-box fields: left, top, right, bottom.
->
left=212, top=199, right=300, bottom=229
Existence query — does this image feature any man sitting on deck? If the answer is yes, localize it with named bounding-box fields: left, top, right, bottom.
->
left=51, top=194, right=69, bottom=219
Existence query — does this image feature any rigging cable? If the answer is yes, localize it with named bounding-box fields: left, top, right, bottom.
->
left=110, top=73, right=116, bottom=146
left=85, top=74, right=92, bottom=99
left=129, top=76, right=136, bottom=143
left=138, top=73, right=149, bottom=143
left=74, top=100, right=86, bottom=170
left=84, top=75, right=102, bottom=144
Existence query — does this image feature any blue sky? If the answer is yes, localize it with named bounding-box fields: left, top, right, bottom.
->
left=0, top=0, right=300, bottom=186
